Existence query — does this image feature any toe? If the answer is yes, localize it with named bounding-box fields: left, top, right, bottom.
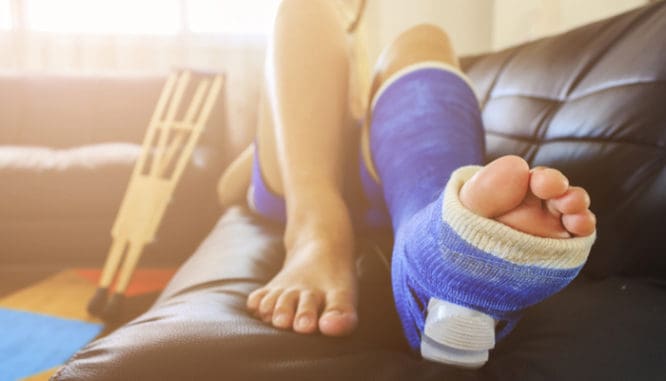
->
left=562, top=209, right=596, bottom=237
left=460, top=155, right=530, bottom=217
left=293, top=290, right=322, bottom=334
left=550, top=186, right=590, bottom=214
left=258, top=289, right=282, bottom=322
left=272, top=289, right=300, bottom=329
left=318, top=289, right=358, bottom=337
left=246, top=288, right=268, bottom=313
left=530, top=167, right=569, bottom=200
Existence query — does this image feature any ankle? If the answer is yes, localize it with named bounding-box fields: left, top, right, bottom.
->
left=284, top=190, right=354, bottom=252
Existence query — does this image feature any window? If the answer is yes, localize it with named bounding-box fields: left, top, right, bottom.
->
left=0, top=0, right=10, bottom=29
left=6, top=0, right=281, bottom=35
left=26, top=0, right=181, bottom=35
left=187, top=0, right=280, bottom=35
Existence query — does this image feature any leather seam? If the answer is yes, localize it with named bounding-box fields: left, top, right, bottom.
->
left=485, top=131, right=666, bottom=150
left=487, top=79, right=666, bottom=104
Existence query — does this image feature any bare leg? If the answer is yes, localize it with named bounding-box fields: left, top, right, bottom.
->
left=217, top=144, right=254, bottom=209
left=246, top=0, right=358, bottom=336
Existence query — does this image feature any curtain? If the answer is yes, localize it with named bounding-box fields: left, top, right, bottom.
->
left=0, top=0, right=374, bottom=146
left=0, top=1, right=277, bottom=149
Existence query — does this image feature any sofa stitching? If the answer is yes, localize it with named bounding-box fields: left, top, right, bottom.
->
left=471, top=47, right=524, bottom=109
left=485, top=132, right=666, bottom=150
left=487, top=79, right=666, bottom=103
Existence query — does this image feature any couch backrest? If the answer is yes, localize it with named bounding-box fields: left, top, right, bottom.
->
left=0, top=73, right=231, bottom=266
left=463, top=2, right=666, bottom=279
left=0, top=74, right=229, bottom=150
left=0, top=75, right=161, bottom=147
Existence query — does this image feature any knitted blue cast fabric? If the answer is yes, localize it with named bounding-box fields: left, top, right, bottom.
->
left=249, top=147, right=287, bottom=224
left=366, top=63, right=593, bottom=351
left=366, top=64, right=483, bottom=349
left=391, top=182, right=587, bottom=350
left=365, top=64, right=484, bottom=230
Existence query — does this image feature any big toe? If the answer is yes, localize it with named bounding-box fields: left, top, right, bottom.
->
left=460, top=155, right=531, bottom=217
left=318, top=290, right=358, bottom=337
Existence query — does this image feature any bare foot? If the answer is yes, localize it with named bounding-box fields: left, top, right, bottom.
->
left=459, top=155, right=596, bottom=238
left=246, top=193, right=358, bottom=336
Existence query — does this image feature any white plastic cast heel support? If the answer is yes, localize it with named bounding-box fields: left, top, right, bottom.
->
left=421, top=298, right=496, bottom=369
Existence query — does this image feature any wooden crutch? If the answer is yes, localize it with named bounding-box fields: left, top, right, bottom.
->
left=87, top=70, right=223, bottom=321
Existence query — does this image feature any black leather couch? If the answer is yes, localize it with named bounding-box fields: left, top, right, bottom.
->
left=53, top=3, right=666, bottom=380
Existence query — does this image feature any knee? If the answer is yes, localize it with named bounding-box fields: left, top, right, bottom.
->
left=371, top=23, right=458, bottom=97
left=379, top=23, right=456, bottom=69
left=275, top=0, right=338, bottom=26
left=394, top=24, right=453, bottom=49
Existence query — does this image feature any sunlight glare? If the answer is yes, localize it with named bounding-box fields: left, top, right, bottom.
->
left=23, top=0, right=280, bottom=35
left=187, top=0, right=280, bottom=35
left=0, top=0, right=10, bottom=29
left=26, top=0, right=181, bottom=34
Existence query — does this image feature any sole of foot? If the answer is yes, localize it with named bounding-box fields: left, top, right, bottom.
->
left=460, top=155, right=596, bottom=238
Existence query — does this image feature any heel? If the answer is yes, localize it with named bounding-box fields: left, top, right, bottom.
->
left=421, top=298, right=496, bottom=368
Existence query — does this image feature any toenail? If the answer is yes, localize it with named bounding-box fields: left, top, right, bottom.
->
left=324, top=310, right=341, bottom=317
left=297, top=315, right=312, bottom=329
left=274, top=313, right=289, bottom=327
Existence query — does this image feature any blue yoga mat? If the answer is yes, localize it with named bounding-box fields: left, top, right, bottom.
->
left=0, top=308, right=102, bottom=381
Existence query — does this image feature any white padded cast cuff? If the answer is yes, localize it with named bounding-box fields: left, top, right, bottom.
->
left=442, top=166, right=596, bottom=270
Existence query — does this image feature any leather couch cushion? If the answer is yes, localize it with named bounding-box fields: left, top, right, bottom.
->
left=52, top=208, right=666, bottom=380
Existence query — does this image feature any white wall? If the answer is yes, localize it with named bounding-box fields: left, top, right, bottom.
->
left=363, top=0, right=648, bottom=61
left=363, top=0, right=493, bottom=61
left=492, top=0, right=648, bottom=50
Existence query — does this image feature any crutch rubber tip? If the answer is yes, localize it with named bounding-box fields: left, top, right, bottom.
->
left=101, top=293, right=125, bottom=323
left=87, top=287, right=109, bottom=317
